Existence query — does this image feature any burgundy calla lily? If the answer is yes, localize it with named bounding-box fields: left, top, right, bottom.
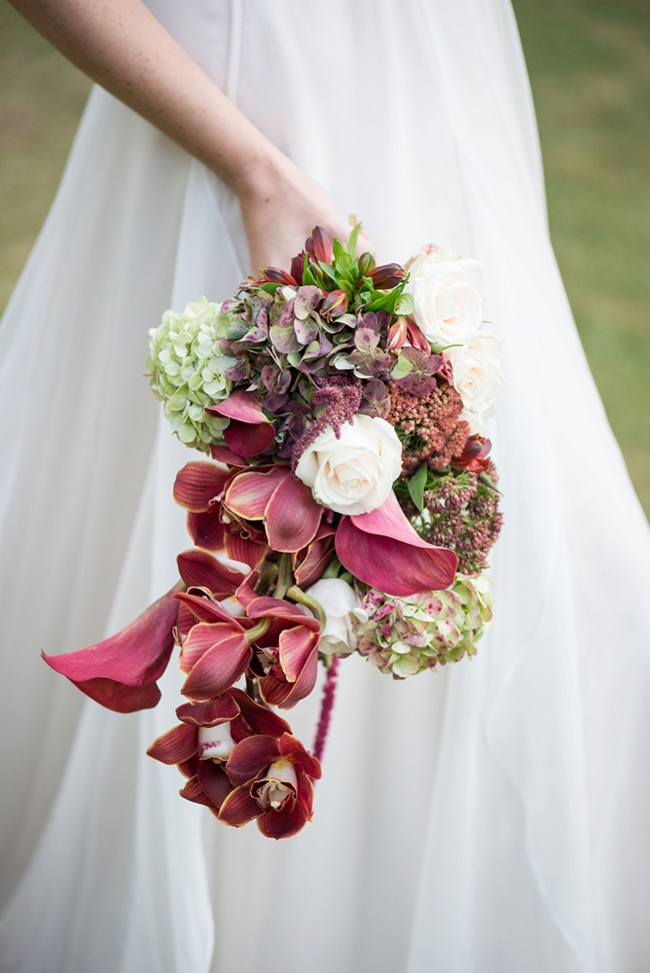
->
left=205, top=389, right=275, bottom=457
left=335, top=491, right=458, bottom=596
left=147, top=688, right=292, bottom=816
left=43, top=587, right=181, bottom=713
left=218, top=732, right=321, bottom=839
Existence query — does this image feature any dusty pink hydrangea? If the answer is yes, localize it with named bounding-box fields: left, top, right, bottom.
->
left=387, top=381, right=470, bottom=475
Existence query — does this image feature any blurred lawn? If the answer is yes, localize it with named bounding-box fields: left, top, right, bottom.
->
left=1, top=1, right=649, bottom=514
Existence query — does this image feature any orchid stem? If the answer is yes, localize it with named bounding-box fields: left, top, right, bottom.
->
left=286, top=585, right=327, bottom=628
left=274, top=552, right=293, bottom=600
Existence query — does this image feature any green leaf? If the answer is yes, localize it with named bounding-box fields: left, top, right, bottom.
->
left=407, top=462, right=428, bottom=513
left=257, top=282, right=280, bottom=295
left=302, top=264, right=319, bottom=287
left=478, top=471, right=503, bottom=495
left=395, top=292, right=414, bottom=316
left=390, top=354, right=415, bottom=380
left=318, top=261, right=338, bottom=282
left=347, top=221, right=361, bottom=257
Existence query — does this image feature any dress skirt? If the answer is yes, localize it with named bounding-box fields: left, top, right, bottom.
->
left=1, top=2, right=649, bottom=971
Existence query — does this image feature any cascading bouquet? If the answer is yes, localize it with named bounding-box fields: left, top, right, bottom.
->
left=45, top=227, right=504, bottom=839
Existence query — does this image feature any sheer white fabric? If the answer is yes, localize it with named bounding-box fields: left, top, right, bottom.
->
left=1, top=2, right=649, bottom=971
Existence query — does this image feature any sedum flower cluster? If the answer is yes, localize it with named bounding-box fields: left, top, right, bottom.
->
left=355, top=574, right=493, bottom=677
left=147, top=297, right=234, bottom=451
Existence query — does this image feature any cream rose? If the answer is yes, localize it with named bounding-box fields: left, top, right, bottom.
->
left=295, top=414, right=402, bottom=516
left=305, top=578, right=368, bottom=657
left=445, top=333, right=505, bottom=435
left=405, top=245, right=487, bottom=345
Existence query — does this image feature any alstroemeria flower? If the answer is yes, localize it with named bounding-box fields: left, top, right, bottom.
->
left=147, top=688, right=291, bottom=815
left=335, top=490, right=458, bottom=596
left=451, top=436, right=492, bottom=473
left=218, top=733, right=321, bottom=839
left=43, top=587, right=180, bottom=713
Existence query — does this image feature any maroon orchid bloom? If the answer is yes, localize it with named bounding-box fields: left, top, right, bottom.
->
left=219, top=732, right=321, bottom=839
left=245, top=594, right=321, bottom=709
left=451, top=436, right=492, bottom=473
left=224, top=464, right=323, bottom=554
left=335, top=490, right=458, bottom=597
left=147, top=688, right=292, bottom=816
left=205, top=389, right=275, bottom=458
left=292, top=521, right=336, bottom=587
left=173, top=460, right=269, bottom=568
left=43, top=587, right=181, bottom=713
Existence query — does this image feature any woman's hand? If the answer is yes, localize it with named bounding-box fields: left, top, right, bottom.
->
left=237, top=152, right=373, bottom=274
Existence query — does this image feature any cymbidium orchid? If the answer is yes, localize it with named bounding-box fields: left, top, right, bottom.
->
left=147, top=688, right=292, bottom=815
left=218, top=732, right=321, bottom=839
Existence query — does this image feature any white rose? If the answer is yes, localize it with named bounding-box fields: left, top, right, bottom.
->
left=295, top=414, right=402, bottom=516
left=305, top=578, right=368, bottom=657
left=405, top=245, right=487, bottom=345
left=445, top=332, right=505, bottom=435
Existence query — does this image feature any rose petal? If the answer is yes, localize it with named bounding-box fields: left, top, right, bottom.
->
left=176, top=549, right=244, bottom=596
left=147, top=722, right=198, bottom=764
left=265, top=474, right=322, bottom=553
left=173, top=462, right=230, bottom=512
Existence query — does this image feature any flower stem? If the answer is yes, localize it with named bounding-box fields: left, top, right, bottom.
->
left=313, top=656, right=340, bottom=763
left=274, top=552, right=293, bottom=600
left=286, top=585, right=327, bottom=627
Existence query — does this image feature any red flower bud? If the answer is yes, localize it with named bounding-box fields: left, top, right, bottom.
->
left=368, top=263, right=407, bottom=289
left=305, top=226, right=333, bottom=265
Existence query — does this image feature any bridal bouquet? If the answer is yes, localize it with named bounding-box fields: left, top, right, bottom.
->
left=45, top=228, right=504, bottom=839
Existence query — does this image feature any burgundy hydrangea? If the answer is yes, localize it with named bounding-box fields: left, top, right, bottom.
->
left=387, top=381, right=470, bottom=475
left=401, top=462, right=502, bottom=575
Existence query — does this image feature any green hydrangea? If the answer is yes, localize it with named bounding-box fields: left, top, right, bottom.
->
left=147, top=297, right=235, bottom=452
left=356, top=574, right=493, bottom=677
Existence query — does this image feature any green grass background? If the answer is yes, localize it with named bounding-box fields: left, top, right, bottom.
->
left=1, top=1, right=648, bottom=514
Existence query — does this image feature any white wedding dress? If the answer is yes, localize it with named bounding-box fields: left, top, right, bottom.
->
left=1, top=2, right=650, bottom=971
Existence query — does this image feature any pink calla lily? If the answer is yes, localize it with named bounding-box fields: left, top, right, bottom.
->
left=335, top=491, right=458, bottom=596
left=43, top=587, right=181, bottom=713
left=205, top=390, right=276, bottom=458
left=218, top=732, right=321, bottom=839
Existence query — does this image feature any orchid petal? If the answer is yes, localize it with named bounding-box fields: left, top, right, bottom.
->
left=218, top=783, right=262, bottom=827
left=174, top=592, right=244, bottom=629
left=187, top=508, right=226, bottom=551
left=147, top=722, right=198, bottom=764
left=228, top=688, right=292, bottom=737
left=233, top=572, right=260, bottom=610
left=294, top=765, right=316, bottom=818
left=259, top=646, right=319, bottom=709
left=176, top=695, right=240, bottom=727
left=179, top=622, right=242, bottom=673
left=226, top=734, right=280, bottom=785
left=265, top=474, right=322, bottom=553
left=224, top=531, right=268, bottom=569
left=257, top=799, right=308, bottom=840
left=210, top=444, right=248, bottom=467
left=278, top=734, right=321, bottom=780
left=225, top=467, right=290, bottom=521
left=173, top=462, right=230, bottom=512
left=181, top=634, right=252, bottom=701
left=245, top=596, right=320, bottom=632
left=278, top=627, right=320, bottom=683
left=196, top=761, right=233, bottom=810
left=180, top=776, right=217, bottom=809
left=176, top=549, right=244, bottom=596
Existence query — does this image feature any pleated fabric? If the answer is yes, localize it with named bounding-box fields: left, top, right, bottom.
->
left=1, top=2, right=649, bottom=972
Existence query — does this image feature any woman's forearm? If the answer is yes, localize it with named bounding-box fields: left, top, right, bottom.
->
left=8, top=0, right=283, bottom=195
